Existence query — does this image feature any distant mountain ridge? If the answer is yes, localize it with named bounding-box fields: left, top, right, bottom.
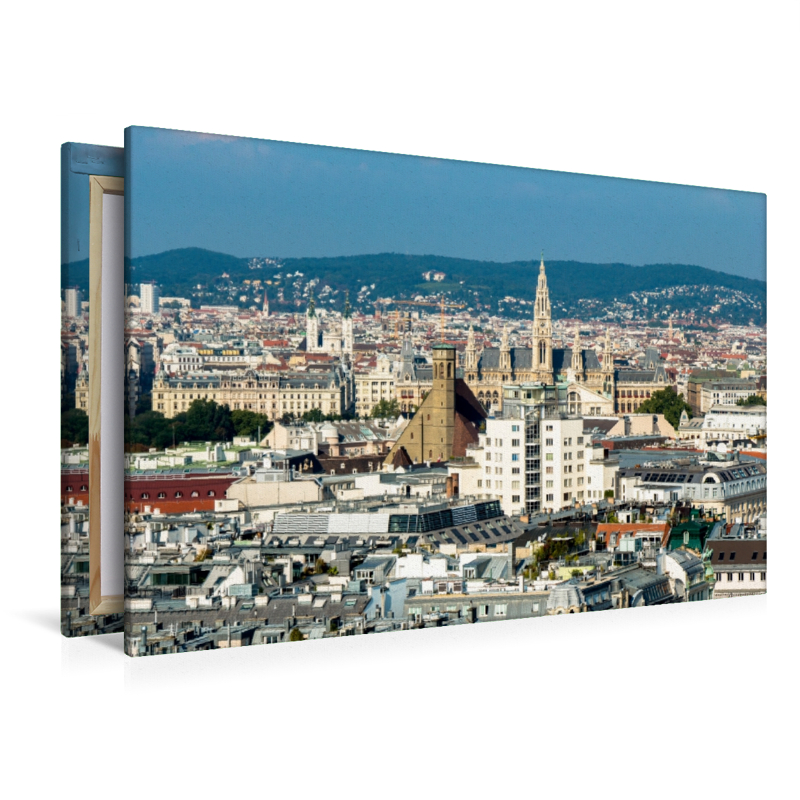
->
left=62, top=247, right=766, bottom=323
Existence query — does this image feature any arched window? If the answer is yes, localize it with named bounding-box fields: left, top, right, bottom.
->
left=191, top=491, right=199, bottom=498
left=208, top=490, right=216, bottom=497
left=157, top=492, right=166, bottom=499
left=447, top=362, right=452, bottom=378
left=141, top=492, right=150, bottom=500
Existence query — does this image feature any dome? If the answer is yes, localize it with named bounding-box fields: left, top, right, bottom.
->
left=546, top=582, right=586, bottom=614
left=320, top=422, right=338, bottom=440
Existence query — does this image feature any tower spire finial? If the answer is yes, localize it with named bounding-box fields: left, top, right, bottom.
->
left=540, top=251, right=546, bottom=273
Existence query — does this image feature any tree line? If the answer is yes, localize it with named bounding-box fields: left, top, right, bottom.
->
left=125, top=399, right=273, bottom=451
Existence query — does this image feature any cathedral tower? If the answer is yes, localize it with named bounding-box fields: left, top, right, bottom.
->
left=499, top=325, right=511, bottom=374
left=341, top=291, right=354, bottom=358
left=569, top=326, right=583, bottom=380
left=531, top=254, right=554, bottom=382
left=465, top=324, right=477, bottom=374
left=306, top=293, right=319, bottom=353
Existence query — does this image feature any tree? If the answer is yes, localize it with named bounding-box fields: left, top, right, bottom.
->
left=371, top=398, right=401, bottom=418
left=183, top=398, right=234, bottom=442
left=126, top=410, right=174, bottom=449
left=288, top=627, right=304, bottom=642
left=301, top=408, right=325, bottom=423
left=314, top=558, right=329, bottom=575
left=61, top=408, right=89, bottom=446
left=736, top=394, right=766, bottom=407
left=636, top=386, right=692, bottom=428
left=231, top=409, right=273, bottom=440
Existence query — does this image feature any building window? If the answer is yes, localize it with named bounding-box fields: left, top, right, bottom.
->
left=545, top=453, right=553, bottom=461
left=494, top=604, right=507, bottom=617
left=478, top=605, right=489, bottom=618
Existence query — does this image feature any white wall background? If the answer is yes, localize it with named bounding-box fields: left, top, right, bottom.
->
left=1, top=2, right=796, bottom=798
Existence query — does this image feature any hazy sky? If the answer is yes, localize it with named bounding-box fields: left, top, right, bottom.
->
left=127, top=126, right=766, bottom=280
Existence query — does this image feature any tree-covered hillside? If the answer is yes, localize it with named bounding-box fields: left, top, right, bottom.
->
left=62, top=248, right=766, bottom=324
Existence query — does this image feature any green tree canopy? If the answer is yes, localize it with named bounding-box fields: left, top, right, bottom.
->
left=231, top=409, right=273, bottom=440
left=183, top=398, right=234, bottom=442
left=636, top=386, right=692, bottom=428
left=126, top=399, right=236, bottom=450
left=736, top=394, right=766, bottom=407
left=288, top=627, right=304, bottom=642
left=61, top=408, right=89, bottom=446
left=370, top=398, right=401, bottom=418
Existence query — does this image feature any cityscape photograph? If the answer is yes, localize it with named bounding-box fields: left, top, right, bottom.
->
left=63, top=128, right=767, bottom=656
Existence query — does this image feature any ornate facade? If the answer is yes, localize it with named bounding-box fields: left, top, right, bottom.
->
left=151, top=366, right=347, bottom=420
left=305, top=293, right=354, bottom=358
left=463, top=256, right=666, bottom=414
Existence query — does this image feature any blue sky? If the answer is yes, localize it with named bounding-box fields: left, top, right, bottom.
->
left=127, top=126, right=766, bottom=281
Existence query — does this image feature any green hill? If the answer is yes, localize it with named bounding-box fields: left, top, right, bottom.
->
left=62, top=248, right=766, bottom=324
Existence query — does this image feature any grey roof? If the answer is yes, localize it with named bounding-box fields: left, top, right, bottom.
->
left=616, top=367, right=667, bottom=383
left=547, top=582, right=586, bottom=611
left=477, top=347, right=601, bottom=372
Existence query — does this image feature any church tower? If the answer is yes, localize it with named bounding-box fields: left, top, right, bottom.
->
left=306, top=293, right=319, bottom=353
left=262, top=288, right=269, bottom=317
left=602, top=327, right=615, bottom=398
left=531, top=254, right=554, bottom=383
left=465, top=324, right=477, bottom=375
left=499, top=325, right=511, bottom=374
left=341, top=291, right=354, bottom=358
left=569, top=326, right=583, bottom=379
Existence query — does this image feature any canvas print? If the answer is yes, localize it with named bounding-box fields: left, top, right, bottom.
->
left=61, top=142, right=125, bottom=636
left=123, top=126, right=766, bottom=657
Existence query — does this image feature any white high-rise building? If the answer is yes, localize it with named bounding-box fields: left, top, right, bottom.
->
left=65, top=287, right=83, bottom=318
left=140, top=282, right=161, bottom=315
left=449, top=383, right=619, bottom=517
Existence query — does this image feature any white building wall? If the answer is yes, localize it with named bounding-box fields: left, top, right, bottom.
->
left=479, top=418, right=526, bottom=516
left=140, top=283, right=161, bottom=315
